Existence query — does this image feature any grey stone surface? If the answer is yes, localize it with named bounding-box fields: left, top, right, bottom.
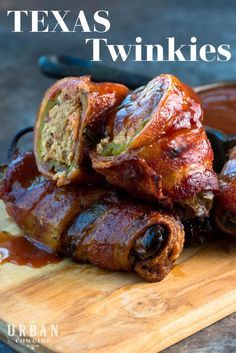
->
left=162, top=314, right=236, bottom=353
left=0, top=342, right=15, bottom=353
left=0, top=1, right=235, bottom=352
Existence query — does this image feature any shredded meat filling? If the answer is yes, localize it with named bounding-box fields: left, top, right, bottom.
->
left=41, top=89, right=82, bottom=169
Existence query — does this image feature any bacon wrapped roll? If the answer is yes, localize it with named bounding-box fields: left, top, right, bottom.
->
left=91, top=74, right=218, bottom=217
left=215, top=147, right=236, bottom=236
left=0, top=153, right=184, bottom=282
left=34, top=76, right=128, bottom=186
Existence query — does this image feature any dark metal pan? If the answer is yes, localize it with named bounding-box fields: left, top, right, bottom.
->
left=196, top=83, right=236, bottom=172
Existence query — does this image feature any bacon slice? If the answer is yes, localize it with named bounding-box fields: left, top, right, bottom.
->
left=91, top=74, right=218, bottom=216
left=0, top=153, right=184, bottom=282
left=34, top=76, right=129, bottom=186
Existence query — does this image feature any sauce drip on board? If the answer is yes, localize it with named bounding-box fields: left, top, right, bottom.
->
left=0, top=231, right=61, bottom=267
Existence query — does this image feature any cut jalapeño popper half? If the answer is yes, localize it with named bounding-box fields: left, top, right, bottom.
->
left=91, top=74, right=218, bottom=218
left=34, top=76, right=129, bottom=186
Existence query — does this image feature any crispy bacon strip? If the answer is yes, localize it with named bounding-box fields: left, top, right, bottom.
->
left=0, top=153, right=184, bottom=282
left=34, top=76, right=128, bottom=186
left=91, top=74, right=218, bottom=217
left=215, top=147, right=236, bottom=236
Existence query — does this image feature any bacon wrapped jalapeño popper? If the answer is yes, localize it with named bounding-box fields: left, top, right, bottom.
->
left=34, top=76, right=129, bottom=186
left=215, top=147, right=236, bottom=236
left=0, top=153, right=184, bottom=282
left=91, top=74, right=218, bottom=217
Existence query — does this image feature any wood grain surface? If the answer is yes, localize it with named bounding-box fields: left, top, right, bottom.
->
left=0, top=200, right=236, bottom=353
left=0, top=84, right=235, bottom=353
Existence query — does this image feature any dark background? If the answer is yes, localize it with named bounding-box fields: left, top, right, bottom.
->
left=0, top=0, right=236, bottom=352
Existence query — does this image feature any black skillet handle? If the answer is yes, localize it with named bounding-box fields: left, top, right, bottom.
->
left=39, top=55, right=151, bottom=89
left=1, top=127, right=34, bottom=181
left=8, top=126, right=34, bottom=162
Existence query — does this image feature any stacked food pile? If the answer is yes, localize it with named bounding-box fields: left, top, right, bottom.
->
left=0, top=74, right=235, bottom=281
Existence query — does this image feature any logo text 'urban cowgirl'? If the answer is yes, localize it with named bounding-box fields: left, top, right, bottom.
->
left=7, top=323, right=59, bottom=349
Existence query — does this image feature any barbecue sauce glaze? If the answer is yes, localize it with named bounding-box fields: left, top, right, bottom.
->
left=0, top=231, right=61, bottom=267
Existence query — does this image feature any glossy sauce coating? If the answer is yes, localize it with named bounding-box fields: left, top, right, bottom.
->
left=0, top=231, right=61, bottom=267
left=92, top=74, right=218, bottom=205
left=0, top=153, right=108, bottom=251
left=0, top=153, right=185, bottom=282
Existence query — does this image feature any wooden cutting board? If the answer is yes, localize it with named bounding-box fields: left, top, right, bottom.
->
left=0, top=200, right=236, bottom=353
left=1, top=85, right=236, bottom=353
